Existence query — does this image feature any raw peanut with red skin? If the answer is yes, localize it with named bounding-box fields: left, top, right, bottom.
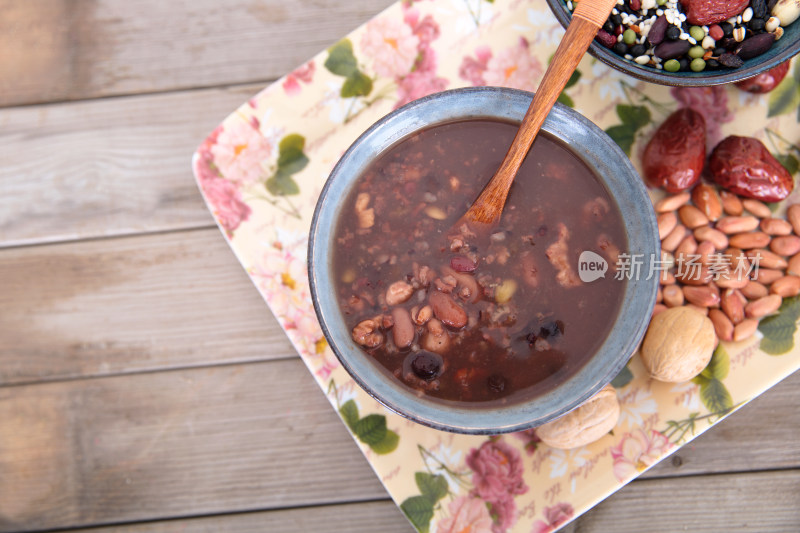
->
left=662, top=224, right=688, bottom=252
left=694, top=226, right=728, bottom=250
left=676, top=235, right=698, bottom=257
left=709, top=309, right=734, bottom=341
left=675, top=264, right=713, bottom=286
left=741, top=280, right=769, bottom=299
left=708, top=136, right=794, bottom=202
left=735, top=61, right=791, bottom=93
left=788, top=252, right=800, bottom=276
left=729, top=231, right=771, bottom=249
left=661, top=270, right=677, bottom=285
left=745, top=249, right=787, bottom=269
left=770, top=235, right=800, bottom=256
left=770, top=275, right=800, bottom=297
left=741, top=198, right=772, bottom=218
left=721, top=289, right=745, bottom=324
left=691, top=184, right=723, bottom=221
left=733, top=318, right=759, bottom=341
left=754, top=268, right=784, bottom=284
left=643, top=109, right=706, bottom=192
left=760, top=217, right=793, bottom=235
left=787, top=205, right=800, bottom=235
left=745, top=294, right=782, bottom=318
left=679, top=205, right=709, bottom=229
left=662, top=284, right=684, bottom=307
left=652, top=303, right=668, bottom=317
left=656, top=285, right=663, bottom=303
left=683, top=285, right=720, bottom=307
left=716, top=215, right=760, bottom=234
left=655, top=192, right=691, bottom=212
left=681, top=0, right=750, bottom=25
left=719, top=190, right=744, bottom=216
left=696, top=240, right=716, bottom=263
left=658, top=211, right=678, bottom=239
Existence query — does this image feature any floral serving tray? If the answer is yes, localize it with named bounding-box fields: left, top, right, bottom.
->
left=192, top=0, right=800, bottom=530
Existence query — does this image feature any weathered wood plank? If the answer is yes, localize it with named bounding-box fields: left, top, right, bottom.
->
left=59, top=470, right=800, bottom=533
left=0, top=360, right=388, bottom=532
left=0, top=0, right=393, bottom=107
left=0, top=355, right=798, bottom=531
left=67, top=501, right=410, bottom=533
left=569, top=469, right=800, bottom=532
left=0, top=229, right=295, bottom=385
left=0, top=86, right=260, bottom=247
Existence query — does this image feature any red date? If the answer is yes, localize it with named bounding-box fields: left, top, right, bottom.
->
left=708, top=136, right=794, bottom=202
left=735, top=61, right=791, bottom=93
left=681, top=0, right=750, bottom=25
left=643, top=108, right=706, bottom=193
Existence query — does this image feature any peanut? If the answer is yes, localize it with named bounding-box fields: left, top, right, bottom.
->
left=742, top=198, right=772, bottom=218
left=675, top=235, right=698, bottom=257
left=662, top=224, right=688, bottom=252
left=682, top=285, right=720, bottom=307
left=733, top=318, right=759, bottom=342
left=709, top=309, right=734, bottom=342
left=720, top=289, right=745, bottom=324
left=760, top=217, right=793, bottom=236
left=729, top=231, right=771, bottom=249
left=770, top=275, right=800, bottom=297
left=754, top=268, right=784, bottom=284
left=678, top=205, right=710, bottom=229
left=662, top=284, right=684, bottom=307
left=741, top=280, right=769, bottom=299
left=788, top=252, right=800, bottom=276
left=658, top=211, right=678, bottom=240
left=652, top=303, right=668, bottom=317
left=787, top=204, right=800, bottom=235
left=691, top=184, right=723, bottom=221
left=693, top=226, right=728, bottom=250
left=770, top=235, right=800, bottom=257
left=720, top=190, right=744, bottom=216
left=716, top=216, right=759, bottom=234
left=696, top=240, right=716, bottom=263
left=745, top=294, right=782, bottom=318
left=745, top=249, right=787, bottom=270
left=655, top=192, right=691, bottom=213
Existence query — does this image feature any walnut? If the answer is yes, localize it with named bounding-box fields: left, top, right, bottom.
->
left=536, top=385, right=619, bottom=450
left=641, top=306, right=716, bottom=383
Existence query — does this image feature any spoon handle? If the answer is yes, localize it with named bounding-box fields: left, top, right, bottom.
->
left=464, top=0, right=617, bottom=226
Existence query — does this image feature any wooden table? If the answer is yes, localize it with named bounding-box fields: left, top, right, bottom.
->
left=1, top=1, right=799, bottom=531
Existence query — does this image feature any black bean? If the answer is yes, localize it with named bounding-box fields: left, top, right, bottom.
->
left=666, top=25, right=681, bottom=40
left=718, top=53, right=744, bottom=68
left=630, top=44, right=646, bottom=56
left=720, top=22, right=734, bottom=37
left=487, top=374, right=506, bottom=393
left=736, top=32, right=775, bottom=59
left=410, top=351, right=442, bottom=380
left=706, top=58, right=720, bottom=70
left=718, top=37, right=738, bottom=50
left=678, top=57, right=690, bottom=71
left=603, top=20, right=616, bottom=33
left=649, top=15, right=669, bottom=45
left=539, top=320, right=565, bottom=339
left=748, top=18, right=766, bottom=32
left=752, top=0, right=768, bottom=18
left=613, top=42, right=629, bottom=56
left=611, top=13, right=622, bottom=25
left=654, top=39, right=691, bottom=60
left=713, top=47, right=728, bottom=56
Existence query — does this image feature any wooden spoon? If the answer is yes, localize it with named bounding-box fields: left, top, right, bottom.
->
left=461, top=0, right=618, bottom=228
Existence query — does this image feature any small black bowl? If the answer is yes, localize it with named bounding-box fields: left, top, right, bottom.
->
left=545, top=0, right=800, bottom=86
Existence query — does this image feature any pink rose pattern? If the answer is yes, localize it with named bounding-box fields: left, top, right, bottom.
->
left=610, top=429, right=673, bottom=482
left=283, top=61, right=316, bottom=96
left=530, top=502, right=575, bottom=533
left=194, top=126, right=253, bottom=235
left=671, top=86, right=733, bottom=146
left=394, top=8, right=448, bottom=108
left=466, top=439, right=528, bottom=533
left=436, top=495, right=494, bottom=533
left=459, top=38, right=543, bottom=91
left=511, top=429, right=541, bottom=456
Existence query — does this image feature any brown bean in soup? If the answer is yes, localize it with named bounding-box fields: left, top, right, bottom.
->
left=333, top=119, right=626, bottom=404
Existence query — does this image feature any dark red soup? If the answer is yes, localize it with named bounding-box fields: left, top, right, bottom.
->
left=332, top=119, right=627, bottom=404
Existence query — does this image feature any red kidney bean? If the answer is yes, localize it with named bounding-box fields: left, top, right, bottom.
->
left=429, top=290, right=467, bottom=329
